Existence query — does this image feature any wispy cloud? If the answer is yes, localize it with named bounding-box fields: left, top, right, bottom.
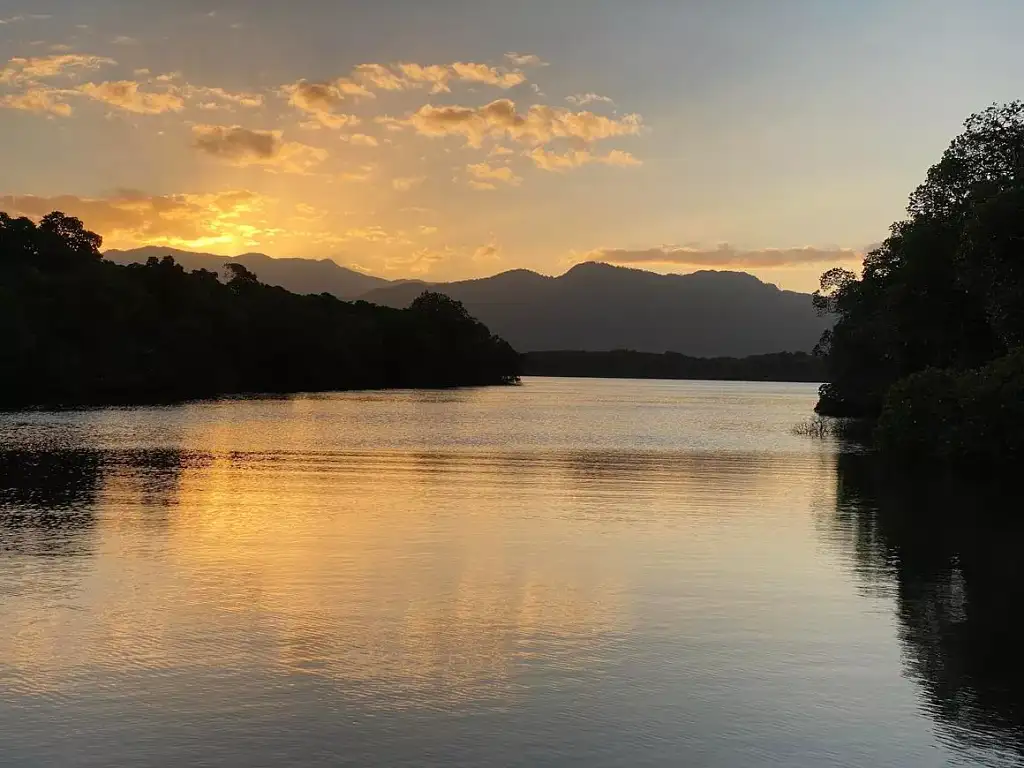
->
left=474, top=242, right=501, bottom=261
left=185, top=84, right=264, bottom=109
left=383, top=246, right=449, bottom=274
left=566, top=93, right=614, bottom=107
left=341, top=133, right=379, bottom=147
left=0, top=14, right=52, bottom=25
left=337, top=164, right=376, bottom=183
left=284, top=59, right=528, bottom=112
left=505, top=52, right=546, bottom=67
left=392, top=176, right=425, bottom=191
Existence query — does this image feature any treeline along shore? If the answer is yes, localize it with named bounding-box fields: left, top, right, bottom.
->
left=521, top=350, right=824, bottom=382
left=813, top=102, right=1024, bottom=467
left=0, top=212, right=520, bottom=409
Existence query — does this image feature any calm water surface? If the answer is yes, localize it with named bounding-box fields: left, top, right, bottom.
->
left=1, top=378, right=1021, bottom=767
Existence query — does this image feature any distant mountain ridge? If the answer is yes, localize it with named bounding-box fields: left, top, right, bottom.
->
left=105, top=247, right=831, bottom=356
left=360, top=262, right=831, bottom=357
left=105, top=246, right=391, bottom=299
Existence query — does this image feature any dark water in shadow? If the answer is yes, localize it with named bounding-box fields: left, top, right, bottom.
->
left=0, top=378, right=1021, bottom=766
left=828, top=453, right=1024, bottom=767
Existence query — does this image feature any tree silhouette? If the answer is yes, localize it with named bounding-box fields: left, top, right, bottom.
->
left=0, top=211, right=520, bottom=408
left=814, top=103, right=1024, bottom=461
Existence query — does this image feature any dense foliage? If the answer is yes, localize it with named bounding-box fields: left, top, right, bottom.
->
left=0, top=212, right=520, bottom=408
left=522, top=350, right=824, bottom=382
left=814, top=102, right=1024, bottom=463
left=875, top=350, right=1024, bottom=465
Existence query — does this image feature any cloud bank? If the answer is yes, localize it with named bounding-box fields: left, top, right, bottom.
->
left=586, top=244, right=866, bottom=268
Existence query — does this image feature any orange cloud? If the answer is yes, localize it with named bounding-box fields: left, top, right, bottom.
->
left=0, top=86, right=73, bottom=116
left=467, top=162, right=521, bottom=186
left=346, top=60, right=527, bottom=95
left=0, top=53, right=115, bottom=83
left=383, top=246, right=449, bottom=274
left=450, top=62, right=525, bottom=89
left=586, top=244, right=865, bottom=268
left=602, top=149, right=643, bottom=167
left=395, top=63, right=452, bottom=93
left=186, top=85, right=264, bottom=108
left=78, top=80, right=185, bottom=114
left=341, top=133, right=379, bottom=146
left=526, top=147, right=641, bottom=171
left=403, top=99, right=642, bottom=148
left=355, top=63, right=408, bottom=91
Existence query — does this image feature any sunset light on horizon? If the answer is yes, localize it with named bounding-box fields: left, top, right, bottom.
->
left=5, top=0, right=1024, bottom=290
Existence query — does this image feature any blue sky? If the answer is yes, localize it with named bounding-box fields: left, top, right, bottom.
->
left=3, top=0, right=1024, bottom=289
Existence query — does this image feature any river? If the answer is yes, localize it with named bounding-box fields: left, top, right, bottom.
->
left=1, top=378, right=1021, bottom=767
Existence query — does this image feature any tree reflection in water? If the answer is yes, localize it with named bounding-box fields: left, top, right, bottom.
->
left=0, top=448, right=102, bottom=556
left=832, top=453, right=1024, bottom=763
left=0, top=441, right=202, bottom=556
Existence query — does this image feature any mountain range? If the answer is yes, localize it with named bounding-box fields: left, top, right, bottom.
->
left=106, top=247, right=832, bottom=357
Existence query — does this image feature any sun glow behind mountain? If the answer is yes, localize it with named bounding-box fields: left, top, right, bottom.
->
left=4, top=1, right=1024, bottom=290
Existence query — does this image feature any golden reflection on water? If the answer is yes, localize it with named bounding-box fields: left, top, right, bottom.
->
left=16, top=381, right=982, bottom=768
left=1, top=436, right=837, bottom=710
left=168, top=451, right=632, bottom=707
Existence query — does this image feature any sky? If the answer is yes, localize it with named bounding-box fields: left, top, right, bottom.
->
left=3, top=0, right=1024, bottom=291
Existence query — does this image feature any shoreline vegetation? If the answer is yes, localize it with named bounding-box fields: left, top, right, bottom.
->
left=812, top=102, right=1024, bottom=466
left=0, top=212, right=520, bottom=410
left=521, top=350, right=824, bottom=382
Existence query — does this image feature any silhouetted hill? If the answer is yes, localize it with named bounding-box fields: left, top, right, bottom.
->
left=105, top=246, right=391, bottom=299
left=361, top=262, right=832, bottom=357
left=104, top=250, right=831, bottom=355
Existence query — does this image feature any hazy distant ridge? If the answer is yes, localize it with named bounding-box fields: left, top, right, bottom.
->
left=107, top=248, right=830, bottom=356
left=360, top=262, right=830, bottom=357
